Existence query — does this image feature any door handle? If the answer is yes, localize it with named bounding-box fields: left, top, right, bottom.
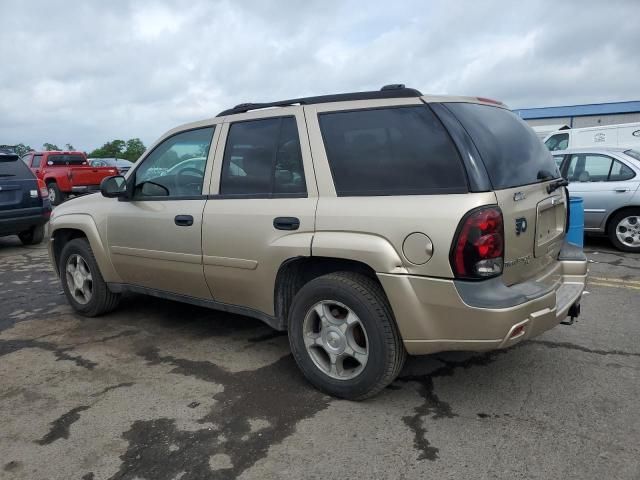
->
left=273, top=217, right=300, bottom=230
left=614, top=188, right=629, bottom=193
left=175, top=215, right=194, bottom=226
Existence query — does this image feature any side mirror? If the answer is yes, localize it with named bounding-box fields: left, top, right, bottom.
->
left=100, top=175, right=127, bottom=198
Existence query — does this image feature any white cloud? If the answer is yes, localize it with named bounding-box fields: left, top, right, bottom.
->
left=0, top=0, right=638, bottom=151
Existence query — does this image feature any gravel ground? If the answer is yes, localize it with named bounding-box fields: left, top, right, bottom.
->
left=0, top=234, right=639, bottom=480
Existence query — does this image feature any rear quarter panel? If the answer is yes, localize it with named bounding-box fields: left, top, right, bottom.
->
left=313, top=193, right=498, bottom=277
left=42, top=166, right=72, bottom=190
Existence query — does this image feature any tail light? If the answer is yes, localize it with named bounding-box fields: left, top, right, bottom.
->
left=37, top=179, right=49, bottom=198
left=37, top=179, right=51, bottom=218
left=450, top=206, right=504, bottom=280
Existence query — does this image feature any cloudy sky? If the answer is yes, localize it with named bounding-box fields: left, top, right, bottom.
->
left=1, top=0, right=638, bottom=152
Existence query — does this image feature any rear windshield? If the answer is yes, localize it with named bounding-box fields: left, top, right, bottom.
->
left=446, top=103, right=560, bottom=189
left=624, top=149, right=640, bottom=161
left=318, top=106, right=467, bottom=196
left=0, top=154, right=33, bottom=177
left=48, top=154, right=86, bottom=165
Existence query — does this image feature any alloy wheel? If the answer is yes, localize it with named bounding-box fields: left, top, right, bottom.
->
left=616, top=215, right=640, bottom=248
left=302, top=300, right=369, bottom=380
left=65, top=254, right=93, bottom=305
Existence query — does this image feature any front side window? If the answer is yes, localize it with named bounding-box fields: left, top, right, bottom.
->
left=567, top=154, right=613, bottom=182
left=32, top=154, right=43, bottom=167
left=134, top=127, right=214, bottom=198
left=319, top=106, right=467, bottom=196
left=220, top=117, right=306, bottom=196
left=545, top=133, right=569, bottom=151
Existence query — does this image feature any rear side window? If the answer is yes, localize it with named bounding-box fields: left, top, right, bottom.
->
left=32, top=154, right=43, bottom=167
left=318, top=106, right=466, bottom=196
left=446, top=103, right=560, bottom=190
left=220, top=117, right=306, bottom=196
left=47, top=154, right=86, bottom=165
left=0, top=154, right=33, bottom=177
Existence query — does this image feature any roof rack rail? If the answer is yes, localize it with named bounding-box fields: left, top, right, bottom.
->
left=216, top=85, right=422, bottom=117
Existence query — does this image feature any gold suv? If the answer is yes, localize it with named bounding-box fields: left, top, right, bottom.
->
left=48, top=85, right=587, bottom=399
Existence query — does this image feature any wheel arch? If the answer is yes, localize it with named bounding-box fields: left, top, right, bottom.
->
left=273, top=255, right=385, bottom=330
left=50, top=214, right=121, bottom=283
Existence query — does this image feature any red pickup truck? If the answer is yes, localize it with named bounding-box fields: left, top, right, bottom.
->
left=22, top=151, right=118, bottom=205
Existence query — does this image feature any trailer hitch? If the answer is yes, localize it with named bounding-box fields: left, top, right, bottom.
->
left=561, top=303, right=581, bottom=325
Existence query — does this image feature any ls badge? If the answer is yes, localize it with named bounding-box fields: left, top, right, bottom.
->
left=515, top=217, right=528, bottom=236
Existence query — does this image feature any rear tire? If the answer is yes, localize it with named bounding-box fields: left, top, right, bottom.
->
left=18, top=225, right=44, bottom=245
left=59, top=238, right=120, bottom=316
left=47, top=182, right=66, bottom=206
left=288, top=272, right=406, bottom=400
left=608, top=209, right=640, bottom=252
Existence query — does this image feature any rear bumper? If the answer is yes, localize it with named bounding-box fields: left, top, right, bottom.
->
left=0, top=214, right=48, bottom=235
left=0, top=207, right=50, bottom=236
left=378, top=241, right=588, bottom=355
left=70, top=185, right=100, bottom=194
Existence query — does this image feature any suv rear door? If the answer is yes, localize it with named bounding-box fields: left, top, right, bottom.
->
left=445, top=102, right=567, bottom=286
left=201, top=107, right=317, bottom=317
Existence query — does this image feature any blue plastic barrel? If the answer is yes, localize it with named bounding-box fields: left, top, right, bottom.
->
left=567, top=196, right=584, bottom=247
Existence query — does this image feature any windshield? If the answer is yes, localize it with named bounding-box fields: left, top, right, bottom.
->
left=445, top=103, right=560, bottom=189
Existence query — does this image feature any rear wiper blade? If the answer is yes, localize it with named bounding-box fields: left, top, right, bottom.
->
left=546, top=178, right=569, bottom=194
left=0, top=173, right=15, bottom=177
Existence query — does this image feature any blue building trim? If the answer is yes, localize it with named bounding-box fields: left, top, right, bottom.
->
left=514, top=101, right=640, bottom=120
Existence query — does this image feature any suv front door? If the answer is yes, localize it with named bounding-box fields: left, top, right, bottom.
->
left=565, top=153, right=637, bottom=230
left=202, top=108, right=317, bottom=317
left=106, top=125, right=220, bottom=298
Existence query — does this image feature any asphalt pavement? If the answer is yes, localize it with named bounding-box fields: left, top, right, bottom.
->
left=1, top=235, right=639, bottom=480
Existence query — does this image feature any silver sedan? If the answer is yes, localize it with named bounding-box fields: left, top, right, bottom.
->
left=554, top=147, right=640, bottom=252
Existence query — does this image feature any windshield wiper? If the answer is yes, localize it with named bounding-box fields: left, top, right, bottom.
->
left=546, top=178, right=569, bottom=194
left=0, top=173, right=15, bottom=177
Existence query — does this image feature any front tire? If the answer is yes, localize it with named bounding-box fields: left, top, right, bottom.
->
left=608, top=209, right=640, bottom=252
left=288, top=272, right=406, bottom=400
left=59, top=238, right=120, bottom=316
left=18, top=225, right=44, bottom=245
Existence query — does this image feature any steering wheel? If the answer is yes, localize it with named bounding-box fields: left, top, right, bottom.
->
left=176, top=167, right=205, bottom=194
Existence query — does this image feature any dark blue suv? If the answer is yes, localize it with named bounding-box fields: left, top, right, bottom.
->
left=0, top=148, right=51, bottom=245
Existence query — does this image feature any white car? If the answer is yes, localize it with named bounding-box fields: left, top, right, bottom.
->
left=545, top=122, right=640, bottom=151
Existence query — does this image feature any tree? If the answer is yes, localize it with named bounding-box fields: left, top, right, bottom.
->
left=88, top=138, right=146, bottom=161
left=65, top=143, right=75, bottom=151
left=14, top=143, right=33, bottom=157
left=88, top=139, right=126, bottom=158
left=123, top=138, right=146, bottom=161
left=42, top=142, right=60, bottom=151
